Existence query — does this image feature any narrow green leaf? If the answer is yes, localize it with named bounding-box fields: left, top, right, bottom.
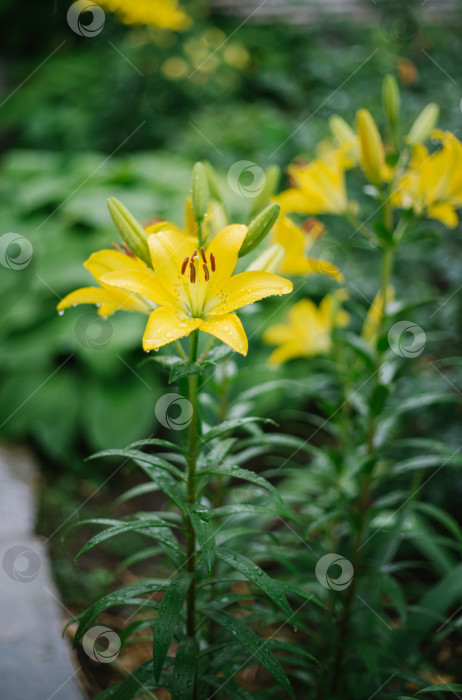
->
left=74, top=521, right=179, bottom=559
left=202, top=609, right=295, bottom=698
left=170, top=359, right=215, bottom=383
left=89, top=448, right=186, bottom=481
left=199, top=463, right=282, bottom=502
left=211, top=503, right=298, bottom=523
left=203, top=674, right=255, bottom=699
left=172, top=638, right=197, bottom=700
left=216, top=547, right=291, bottom=617
left=153, top=573, right=193, bottom=683
left=417, top=685, right=462, bottom=694
left=75, top=581, right=166, bottom=642
left=127, top=438, right=186, bottom=453
left=203, top=417, right=277, bottom=443
left=187, top=504, right=216, bottom=576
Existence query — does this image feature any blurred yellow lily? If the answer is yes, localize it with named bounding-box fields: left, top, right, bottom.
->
left=101, top=225, right=293, bottom=355
left=57, top=249, right=153, bottom=318
left=361, top=285, right=394, bottom=346
left=263, top=293, right=349, bottom=365
left=276, top=150, right=352, bottom=217
left=250, top=215, right=343, bottom=281
left=392, top=130, right=462, bottom=227
left=99, top=0, right=190, bottom=31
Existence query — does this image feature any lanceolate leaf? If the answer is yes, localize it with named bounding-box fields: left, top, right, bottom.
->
left=172, top=638, right=198, bottom=700
left=417, top=685, right=462, bottom=694
left=216, top=547, right=291, bottom=617
left=198, top=463, right=284, bottom=506
left=89, top=448, right=186, bottom=481
left=211, top=503, right=298, bottom=523
left=74, top=520, right=180, bottom=559
left=202, top=417, right=277, bottom=443
left=186, top=504, right=216, bottom=576
left=202, top=609, right=295, bottom=698
left=153, top=573, right=193, bottom=683
left=127, top=438, right=187, bottom=453
left=75, top=580, right=166, bottom=642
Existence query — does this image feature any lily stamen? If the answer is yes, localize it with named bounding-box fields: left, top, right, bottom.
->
left=203, top=263, right=210, bottom=281
left=189, top=260, right=196, bottom=283
left=181, top=257, right=190, bottom=275
left=210, top=252, right=216, bottom=271
left=200, top=247, right=207, bottom=263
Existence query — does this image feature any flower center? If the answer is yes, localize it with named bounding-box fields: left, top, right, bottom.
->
left=180, top=247, right=217, bottom=317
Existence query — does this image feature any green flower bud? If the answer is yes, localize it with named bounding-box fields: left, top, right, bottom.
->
left=107, top=197, right=150, bottom=266
left=202, top=161, right=224, bottom=203
left=407, top=103, right=439, bottom=145
left=329, top=115, right=356, bottom=145
left=239, top=202, right=280, bottom=258
left=191, top=162, right=210, bottom=223
left=382, top=74, right=400, bottom=126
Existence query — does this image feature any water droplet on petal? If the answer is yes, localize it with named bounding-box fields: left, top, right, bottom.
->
left=58, top=310, right=64, bottom=316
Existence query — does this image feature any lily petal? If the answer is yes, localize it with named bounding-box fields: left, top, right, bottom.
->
left=211, top=271, right=293, bottom=315
left=267, top=342, right=307, bottom=366
left=142, top=307, right=200, bottom=351
left=205, top=224, right=248, bottom=296
left=84, top=249, right=148, bottom=280
left=101, top=269, right=175, bottom=308
left=57, top=286, right=150, bottom=316
left=198, top=313, right=248, bottom=356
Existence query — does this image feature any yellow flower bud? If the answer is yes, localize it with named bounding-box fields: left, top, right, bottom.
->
left=107, top=197, right=150, bottom=266
left=356, top=109, right=385, bottom=186
left=407, top=103, right=439, bottom=145
left=329, top=115, right=356, bottom=146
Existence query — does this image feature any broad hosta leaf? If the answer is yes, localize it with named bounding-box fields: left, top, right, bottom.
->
left=153, top=573, right=193, bottom=683
left=187, top=504, right=216, bottom=576
left=75, top=580, right=166, bottom=642
left=202, top=609, right=295, bottom=698
left=216, top=547, right=291, bottom=617
left=202, top=417, right=277, bottom=443
left=172, top=638, right=197, bottom=700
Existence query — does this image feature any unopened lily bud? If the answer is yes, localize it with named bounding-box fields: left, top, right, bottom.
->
left=356, top=109, right=385, bottom=186
left=407, top=103, right=439, bottom=145
left=239, top=202, right=280, bottom=258
left=329, top=115, right=356, bottom=145
left=382, top=74, right=400, bottom=126
left=246, top=243, right=285, bottom=273
left=202, top=161, right=223, bottom=203
left=107, top=197, right=150, bottom=266
left=249, top=165, right=281, bottom=217
left=191, top=162, right=210, bottom=223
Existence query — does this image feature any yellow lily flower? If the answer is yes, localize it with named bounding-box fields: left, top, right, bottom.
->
left=361, top=285, right=394, bottom=346
left=392, top=130, right=462, bottom=228
left=276, top=150, right=351, bottom=217
left=98, top=0, right=190, bottom=31
left=57, top=249, right=153, bottom=318
left=263, top=293, right=349, bottom=365
left=100, top=224, right=293, bottom=356
left=250, top=215, right=343, bottom=281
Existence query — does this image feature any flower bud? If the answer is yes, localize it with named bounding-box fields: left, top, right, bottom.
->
left=356, top=109, right=385, bottom=186
left=329, top=115, right=356, bottom=145
left=407, top=103, right=439, bottom=145
left=191, top=162, right=210, bottom=222
left=246, top=243, right=285, bottom=273
left=202, top=161, right=223, bottom=203
left=239, top=202, right=280, bottom=258
left=107, top=197, right=150, bottom=266
left=382, top=74, right=400, bottom=126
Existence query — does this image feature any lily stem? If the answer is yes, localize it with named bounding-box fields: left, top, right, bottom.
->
left=186, top=330, right=199, bottom=645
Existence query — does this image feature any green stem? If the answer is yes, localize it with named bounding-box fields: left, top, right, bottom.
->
left=186, top=331, right=199, bottom=643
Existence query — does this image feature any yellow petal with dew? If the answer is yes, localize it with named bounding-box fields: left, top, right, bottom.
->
left=212, top=271, right=292, bottom=315
left=100, top=269, right=176, bottom=308
left=142, top=307, right=200, bottom=351
left=198, top=313, right=248, bottom=356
